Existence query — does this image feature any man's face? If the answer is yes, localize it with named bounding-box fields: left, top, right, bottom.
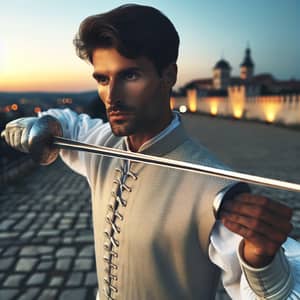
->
left=92, top=48, right=173, bottom=136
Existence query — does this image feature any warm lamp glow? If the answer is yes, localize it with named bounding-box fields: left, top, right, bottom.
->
left=233, top=108, right=243, bottom=119
left=187, top=89, right=197, bottom=112
left=34, top=106, right=41, bottom=114
left=11, top=104, right=18, bottom=111
left=261, top=96, right=282, bottom=123
left=210, top=101, right=218, bottom=116
left=170, top=97, right=175, bottom=110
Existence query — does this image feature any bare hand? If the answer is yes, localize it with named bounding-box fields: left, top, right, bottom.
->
left=219, top=193, right=293, bottom=268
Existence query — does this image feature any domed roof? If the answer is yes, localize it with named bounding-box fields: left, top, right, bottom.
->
left=214, top=59, right=231, bottom=70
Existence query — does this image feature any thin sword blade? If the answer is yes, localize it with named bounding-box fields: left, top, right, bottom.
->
left=53, top=136, right=300, bottom=193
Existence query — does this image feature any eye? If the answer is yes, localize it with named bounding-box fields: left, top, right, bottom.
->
left=123, top=71, right=139, bottom=81
left=94, top=75, right=109, bottom=85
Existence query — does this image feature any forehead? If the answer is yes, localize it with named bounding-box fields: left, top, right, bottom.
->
left=92, top=48, right=155, bottom=74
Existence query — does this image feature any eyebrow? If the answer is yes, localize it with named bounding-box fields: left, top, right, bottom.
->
left=92, top=67, right=141, bottom=80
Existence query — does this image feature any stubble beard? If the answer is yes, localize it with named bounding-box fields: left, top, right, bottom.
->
left=109, top=117, right=139, bottom=137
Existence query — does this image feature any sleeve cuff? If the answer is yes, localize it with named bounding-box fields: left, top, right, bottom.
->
left=237, top=239, right=294, bottom=299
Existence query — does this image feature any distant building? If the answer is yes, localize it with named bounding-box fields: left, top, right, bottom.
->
left=172, top=47, right=300, bottom=125
left=182, top=47, right=300, bottom=96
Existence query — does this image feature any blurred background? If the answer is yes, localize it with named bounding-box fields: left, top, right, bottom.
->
left=0, top=1, right=299, bottom=299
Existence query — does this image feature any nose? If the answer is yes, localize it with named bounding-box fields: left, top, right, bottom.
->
left=106, top=78, right=122, bottom=106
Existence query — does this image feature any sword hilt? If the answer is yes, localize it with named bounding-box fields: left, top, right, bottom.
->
left=28, top=115, right=63, bottom=165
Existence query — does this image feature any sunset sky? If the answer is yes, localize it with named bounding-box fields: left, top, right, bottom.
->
left=0, top=0, right=299, bottom=92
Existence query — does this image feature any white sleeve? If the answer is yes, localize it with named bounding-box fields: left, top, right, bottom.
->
left=38, top=108, right=105, bottom=177
left=209, top=222, right=300, bottom=299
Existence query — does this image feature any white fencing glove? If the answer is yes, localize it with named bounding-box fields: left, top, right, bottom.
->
left=2, top=117, right=38, bottom=153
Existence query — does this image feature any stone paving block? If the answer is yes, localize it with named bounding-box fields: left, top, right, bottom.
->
left=20, top=231, right=36, bottom=239
left=3, top=274, right=26, bottom=287
left=56, top=247, right=77, bottom=258
left=62, top=237, right=73, bottom=244
left=41, top=255, right=53, bottom=260
left=73, top=258, right=93, bottom=271
left=75, top=235, right=94, bottom=243
left=47, top=237, right=61, bottom=244
left=0, top=257, right=15, bottom=271
left=0, top=289, right=19, bottom=300
left=14, top=219, right=33, bottom=230
left=25, top=212, right=37, bottom=219
left=0, top=232, right=19, bottom=239
left=37, top=260, right=54, bottom=271
left=56, top=258, right=72, bottom=271
left=15, top=258, right=38, bottom=272
left=0, top=219, right=16, bottom=230
left=20, top=246, right=54, bottom=256
left=38, top=289, right=58, bottom=300
left=2, top=246, right=19, bottom=256
left=37, top=230, right=60, bottom=237
left=26, top=273, right=47, bottom=286
left=59, top=288, right=87, bottom=300
left=49, top=276, right=64, bottom=287
left=79, top=245, right=95, bottom=257
left=85, top=272, right=98, bottom=286
left=66, top=272, right=83, bottom=287
left=18, top=288, right=41, bottom=300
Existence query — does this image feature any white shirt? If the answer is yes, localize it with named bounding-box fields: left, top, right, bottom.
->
left=39, top=109, right=300, bottom=299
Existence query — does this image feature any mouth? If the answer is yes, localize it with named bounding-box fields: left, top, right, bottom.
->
left=108, top=110, right=135, bottom=121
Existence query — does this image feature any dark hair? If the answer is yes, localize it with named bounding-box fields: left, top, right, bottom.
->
left=73, top=4, right=180, bottom=75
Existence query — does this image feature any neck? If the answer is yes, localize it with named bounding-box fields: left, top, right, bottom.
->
left=127, top=112, right=173, bottom=152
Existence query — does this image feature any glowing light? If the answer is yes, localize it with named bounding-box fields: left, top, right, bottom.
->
left=233, top=108, right=243, bottom=119
left=228, top=86, right=245, bottom=119
left=187, top=89, right=197, bottom=112
left=210, top=101, right=218, bottom=116
left=179, top=105, right=187, bottom=113
left=34, top=106, right=41, bottom=114
left=209, top=98, right=219, bottom=116
left=261, top=96, right=282, bottom=123
left=11, top=104, right=18, bottom=111
left=170, top=97, right=175, bottom=110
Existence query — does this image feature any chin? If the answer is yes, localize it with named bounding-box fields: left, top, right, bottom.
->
left=110, top=121, right=136, bottom=137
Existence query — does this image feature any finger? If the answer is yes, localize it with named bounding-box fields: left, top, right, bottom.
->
left=221, top=201, right=292, bottom=232
left=12, top=129, right=22, bottom=150
left=220, top=211, right=292, bottom=243
left=7, top=128, right=16, bottom=146
left=234, top=193, right=293, bottom=219
left=222, top=219, right=281, bottom=256
left=20, top=127, right=30, bottom=153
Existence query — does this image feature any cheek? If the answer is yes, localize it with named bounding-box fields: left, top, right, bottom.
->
left=126, top=80, right=161, bottom=104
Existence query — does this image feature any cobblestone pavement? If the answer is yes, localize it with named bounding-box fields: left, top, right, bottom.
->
left=1, top=114, right=300, bottom=300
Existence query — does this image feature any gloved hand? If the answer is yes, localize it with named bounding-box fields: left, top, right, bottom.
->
left=1, top=117, right=38, bottom=153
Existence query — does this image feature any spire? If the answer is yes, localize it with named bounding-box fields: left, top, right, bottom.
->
left=240, top=46, right=254, bottom=68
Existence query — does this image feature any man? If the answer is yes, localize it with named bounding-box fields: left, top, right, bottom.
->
left=3, top=4, right=300, bottom=300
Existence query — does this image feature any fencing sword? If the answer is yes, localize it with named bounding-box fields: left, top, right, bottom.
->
left=2, top=115, right=300, bottom=193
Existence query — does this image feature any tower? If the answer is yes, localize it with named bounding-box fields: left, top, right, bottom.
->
left=240, top=47, right=254, bottom=80
left=213, top=59, right=231, bottom=90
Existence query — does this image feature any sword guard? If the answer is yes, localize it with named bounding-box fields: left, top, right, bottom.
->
left=28, top=115, right=63, bottom=165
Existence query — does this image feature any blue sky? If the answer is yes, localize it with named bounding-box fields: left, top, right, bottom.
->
left=0, top=0, right=299, bottom=92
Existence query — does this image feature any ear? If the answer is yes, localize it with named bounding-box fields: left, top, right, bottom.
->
left=162, top=63, right=177, bottom=88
